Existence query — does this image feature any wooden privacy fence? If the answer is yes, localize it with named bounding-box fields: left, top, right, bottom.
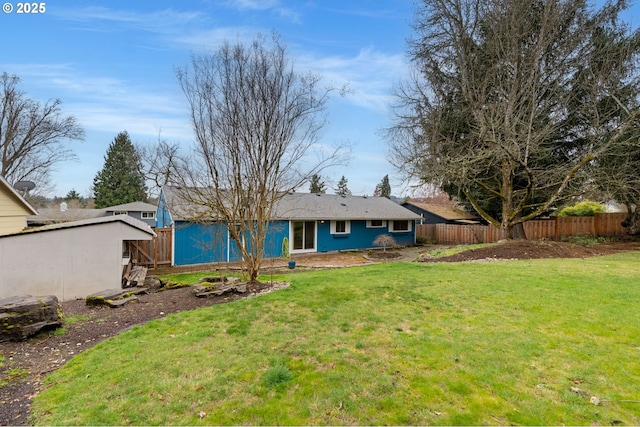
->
left=127, top=227, right=172, bottom=268
left=417, top=213, right=634, bottom=245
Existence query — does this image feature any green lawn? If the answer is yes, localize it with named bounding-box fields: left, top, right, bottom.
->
left=32, top=253, right=640, bottom=425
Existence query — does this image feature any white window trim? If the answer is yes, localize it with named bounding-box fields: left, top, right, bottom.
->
left=366, top=220, right=387, bottom=228
left=141, top=211, right=155, bottom=219
left=390, top=220, right=412, bottom=233
left=330, top=220, right=351, bottom=234
left=290, top=221, right=317, bottom=253
left=113, top=211, right=128, bottom=216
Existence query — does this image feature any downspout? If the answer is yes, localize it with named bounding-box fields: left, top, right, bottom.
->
left=171, top=223, right=176, bottom=267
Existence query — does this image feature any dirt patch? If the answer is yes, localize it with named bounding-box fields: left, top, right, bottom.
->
left=419, top=239, right=640, bottom=262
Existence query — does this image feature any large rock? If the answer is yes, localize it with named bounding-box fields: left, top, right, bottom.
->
left=86, top=287, right=147, bottom=308
left=0, top=295, right=63, bottom=342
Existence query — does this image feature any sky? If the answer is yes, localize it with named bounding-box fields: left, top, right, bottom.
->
left=0, top=0, right=416, bottom=198
left=2, top=1, right=639, bottom=200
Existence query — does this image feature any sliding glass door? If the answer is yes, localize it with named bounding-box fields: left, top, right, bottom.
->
left=292, top=221, right=315, bottom=251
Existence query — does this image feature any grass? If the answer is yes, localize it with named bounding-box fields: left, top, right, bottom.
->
left=1, top=368, right=29, bottom=387
left=53, top=314, right=92, bottom=336
left=31, top=253, right=640, bottom=425
left=426, top=242, right=494, bottom=257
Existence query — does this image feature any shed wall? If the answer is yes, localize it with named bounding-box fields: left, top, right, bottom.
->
left=0, top=222, right=152, bottom=301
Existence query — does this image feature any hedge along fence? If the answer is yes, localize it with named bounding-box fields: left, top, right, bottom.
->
left=416, top=213, right=634, bottom=245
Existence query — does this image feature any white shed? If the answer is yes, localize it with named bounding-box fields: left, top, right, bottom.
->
left=0, top=215, right=154, bottom=301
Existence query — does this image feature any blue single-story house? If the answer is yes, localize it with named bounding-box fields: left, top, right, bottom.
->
left=157, top=186, right=421, bottom=266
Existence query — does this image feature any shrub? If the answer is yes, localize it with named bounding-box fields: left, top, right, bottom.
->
left=416, top=235, right=429, bottom=245
left=373, top=234, right=398, bottom=252
left=558, top=200, right=605, bottom=217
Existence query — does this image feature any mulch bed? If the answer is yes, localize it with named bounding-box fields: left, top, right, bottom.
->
left=419, top=239, right=640, bottom=262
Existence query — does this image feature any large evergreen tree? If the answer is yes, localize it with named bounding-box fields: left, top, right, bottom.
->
left=93, top=131, right=147, bottom=208
left=388, top=0, right=640, bottom=239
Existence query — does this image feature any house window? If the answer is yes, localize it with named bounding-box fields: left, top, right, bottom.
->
left=230, top=223, right=243, bottom=241
left=331, top=220, right=350, bottom=234
left=366, top=220, right=386, bottom=228
left=113, top=211, right=127, bottom=216
left=142, top=212, right=155, bottom=219
left=390, top=220, right=411, bottom=232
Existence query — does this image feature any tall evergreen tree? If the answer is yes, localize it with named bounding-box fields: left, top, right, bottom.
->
left=336, top=175, right=351, bottom=196
left=93, top=131, right=147, bottom=208
left=374, top=174, right=391, bottom=198
left=309, top=174, right=327, bottom=193
left=388, top=0, right=640, bottom=239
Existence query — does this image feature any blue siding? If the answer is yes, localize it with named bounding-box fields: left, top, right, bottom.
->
left=173, top=220, right=289, bottom=266
left=156, top=191, right=173, bottom=228
left=172, top=217, right=415, bottom=266
left=317, top=220, right=415, bottom=252
left=264, top=220, right=289, bottom=258
left=174, top=222, right=228, bottom=265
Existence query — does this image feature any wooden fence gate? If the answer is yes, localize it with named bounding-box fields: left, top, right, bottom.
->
left=127, top=228, right=172, bottom=268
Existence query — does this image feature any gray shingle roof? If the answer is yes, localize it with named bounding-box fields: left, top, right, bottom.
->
left=162, top=186, right=421, bottom=222
left=273, top=193, right=421, bottom=221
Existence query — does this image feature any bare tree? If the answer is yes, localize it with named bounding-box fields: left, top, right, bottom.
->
left=0, top=72, right=85, bottom=192
left=138, top=135, right=181, bottom=197
left=174, top=33, right=347, bottom=282
left=388, top=0, right=640, bottom=239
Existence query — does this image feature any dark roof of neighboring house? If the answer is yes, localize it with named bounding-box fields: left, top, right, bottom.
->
left=161, top=186, right=421, bottom=222
left=402, top=201, right=479, bottom=222
left=28, top=208, right=106, bottom=225
left=105, top=201, right=157, bottom=212
left=1, top=214, right=155, bottom=238
left=28, top=201, right=157, bottom=226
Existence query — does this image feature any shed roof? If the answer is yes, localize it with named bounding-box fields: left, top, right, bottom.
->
left=1, top=214, right=155, bottom=238
left=162, top=186, right=421, bottom=222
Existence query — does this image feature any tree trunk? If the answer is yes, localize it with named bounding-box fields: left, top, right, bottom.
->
left=622, top=204, right=639, bottom=235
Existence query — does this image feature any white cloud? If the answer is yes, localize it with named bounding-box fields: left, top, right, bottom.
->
left=296, top=47, right=408, bottom=114
left=51, top=6, right=205, bottom=34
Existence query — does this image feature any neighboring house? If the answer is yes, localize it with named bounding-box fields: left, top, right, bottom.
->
left=27, top=201, right=157, bottom=228
left=157, top=186, right=422, bottom=266
left=0, top=215, right=155, bottom=301
left=0, top=175, right=38, bottom=236
left=105, top=201, right=158, bottom=228
left=402, top=201, right=480, bottom=225
left=28, top=207, right=106, bottom=226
